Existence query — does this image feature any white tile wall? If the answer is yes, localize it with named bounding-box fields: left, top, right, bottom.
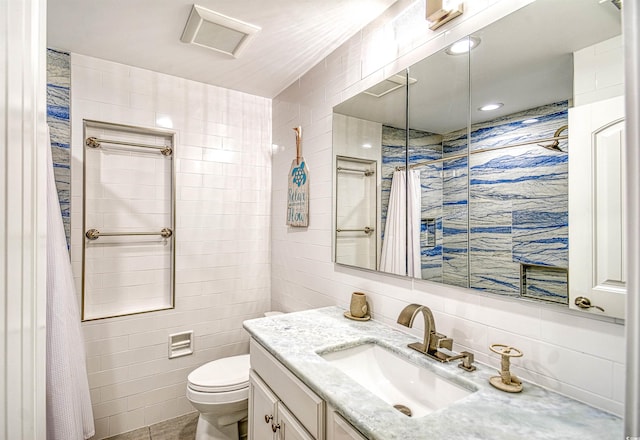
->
left=574, top=35, right=624, bottom=106
left=71, top=53, right=272, bottom=438
left=271, top=0, right=625, bottom=417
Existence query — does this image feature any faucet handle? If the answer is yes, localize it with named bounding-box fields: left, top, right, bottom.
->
left=435, top=335, right=453, bottom=351
left=458, top=351, right=476, bottom=372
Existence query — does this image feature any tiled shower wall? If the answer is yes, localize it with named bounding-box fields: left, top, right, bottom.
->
left=46, top=48, right=71, bottom=244
left=69, top=53, right=272, bottom=438
left=379, top=101, right=568, bottom=303
left=469, top=102, right=568, bottom=300
left=415, top=102, right=569, bottom=300
left=271, top=0, right=625, bottom=416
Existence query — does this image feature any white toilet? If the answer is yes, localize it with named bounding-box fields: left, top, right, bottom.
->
left=187, top=354, right=250, bottom=440
left=186, top=312, right=283, bottom=440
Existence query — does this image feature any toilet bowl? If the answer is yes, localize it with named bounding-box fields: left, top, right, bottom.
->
left=186, top=354, right=251, bottom=440
left=186, top=312, right=283, bottom=440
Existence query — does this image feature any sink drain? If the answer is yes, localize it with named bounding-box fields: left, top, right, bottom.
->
left=393, top=404, right=412, bottom=417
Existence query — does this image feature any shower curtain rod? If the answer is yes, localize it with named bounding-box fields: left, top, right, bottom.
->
left=85, top=136, right=173, bottom=156
left=395, top=131, right=568, bottom=170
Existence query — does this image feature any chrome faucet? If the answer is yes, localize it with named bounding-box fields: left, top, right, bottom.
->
left=397, top=303, right=476, bottom=371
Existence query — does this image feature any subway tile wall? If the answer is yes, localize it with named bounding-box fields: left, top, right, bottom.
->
left=271, top=0, right=625, bottom=416
left=70, top=53, right=271, bottom=438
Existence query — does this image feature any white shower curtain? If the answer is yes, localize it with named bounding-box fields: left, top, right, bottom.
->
left=380, top=169, right=421, bottom=277
left=46, top=130, right=95, bottom=439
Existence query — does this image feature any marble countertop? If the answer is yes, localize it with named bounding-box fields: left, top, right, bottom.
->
left=243, top=306, right=622, bottom=440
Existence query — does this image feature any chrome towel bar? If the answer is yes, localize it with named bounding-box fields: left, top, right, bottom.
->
left=336, top=227, right=374, bottom=234
left=85, top=228, right=173, bottom=240
left=337, top=166, right=375, bottom=176
left=85, top=136, right=173, bottom=156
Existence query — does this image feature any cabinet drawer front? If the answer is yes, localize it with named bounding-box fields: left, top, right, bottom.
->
left=250, top=339, right=324, bottom=439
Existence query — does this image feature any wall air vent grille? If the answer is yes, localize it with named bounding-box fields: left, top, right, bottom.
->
left=180, top=4, right=260, bottom=58
left=363, top=74, right=417, bottom=98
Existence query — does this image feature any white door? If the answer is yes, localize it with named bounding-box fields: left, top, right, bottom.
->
left=249, top=371, right=278, bottom=440
left=568, top=95, right=625, bottom=319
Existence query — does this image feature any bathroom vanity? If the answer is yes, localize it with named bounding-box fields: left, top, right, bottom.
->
left=244, top=307, right=622, bottom=440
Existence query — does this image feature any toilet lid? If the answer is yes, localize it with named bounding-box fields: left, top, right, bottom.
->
left=188, top=354, right=250, bottom=393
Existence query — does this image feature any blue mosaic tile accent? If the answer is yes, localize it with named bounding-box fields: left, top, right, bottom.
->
left=47, top=48, right=71, bottom=246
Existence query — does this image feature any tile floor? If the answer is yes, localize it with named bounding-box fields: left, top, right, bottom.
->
left=104, top=412, right=198, bottom=440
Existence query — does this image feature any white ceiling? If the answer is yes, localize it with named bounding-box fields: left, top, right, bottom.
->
left=47, top=0, right=398, bottom=98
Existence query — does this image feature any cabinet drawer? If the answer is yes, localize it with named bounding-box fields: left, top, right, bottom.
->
left=250, top=338, right=324, bottom=439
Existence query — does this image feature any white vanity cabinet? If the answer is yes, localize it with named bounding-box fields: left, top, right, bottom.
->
left=326, top=408, right=367, bottom=440
left=249, top=371, right=314, bottom=440
left=249, top=370, right=279, bottom=440
left=249, top=339, right=325, bottom=440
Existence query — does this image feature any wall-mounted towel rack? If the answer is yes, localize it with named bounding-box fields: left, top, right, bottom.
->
left=336, top=226, right=375, bottom=234
left=82, top=120, right=176, bottom=321
left=337, top=166, right=375, bottom=176
left=85, top=228, right=173, bottom=241
left=86, top=136, right=173, bottom=156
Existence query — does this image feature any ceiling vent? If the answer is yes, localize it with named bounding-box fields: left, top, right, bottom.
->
left=363, top=74, right=418, bottom=98
left=180, top=5, right=260, bottom=58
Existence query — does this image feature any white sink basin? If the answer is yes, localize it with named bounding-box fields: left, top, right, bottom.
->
left=320, top=343, right=475, bottom=417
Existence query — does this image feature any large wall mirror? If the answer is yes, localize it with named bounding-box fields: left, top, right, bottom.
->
left=332, top=0, right=624, bottom=317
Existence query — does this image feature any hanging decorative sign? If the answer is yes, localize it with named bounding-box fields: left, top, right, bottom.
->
left=286, top=126, right=309, bottom=227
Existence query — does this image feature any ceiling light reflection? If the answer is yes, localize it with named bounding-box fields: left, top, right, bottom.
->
left=479, top=103, right=504, bottom=111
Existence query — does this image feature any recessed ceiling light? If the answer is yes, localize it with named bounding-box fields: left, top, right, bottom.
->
left=180, top=4, right=261, bottom=58
left=479, top=103, right=503, bottom=111
left=522, top=118, right=539, bottom=124
left=446, top=36, right=481, bottom=55
left=362, top=143, right=372, bottom=149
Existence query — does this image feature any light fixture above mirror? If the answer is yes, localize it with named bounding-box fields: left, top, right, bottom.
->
left=426, top=0, right=464, bottom=30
